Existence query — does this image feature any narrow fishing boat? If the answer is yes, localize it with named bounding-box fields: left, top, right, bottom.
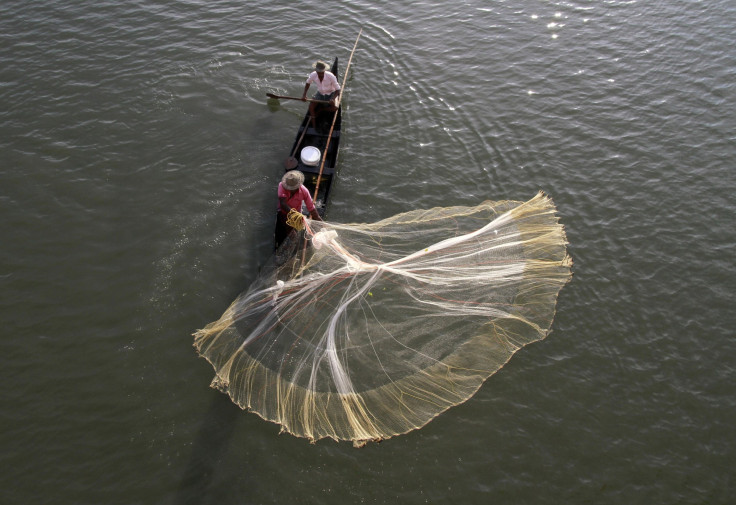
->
left=283, top=57, right=342, bottom=219
left=269, top=29, right=361, bottom=250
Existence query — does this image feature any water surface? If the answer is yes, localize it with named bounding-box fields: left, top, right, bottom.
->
left=1, top=1, right=734, bottom=503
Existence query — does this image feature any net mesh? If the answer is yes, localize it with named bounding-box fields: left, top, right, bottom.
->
left=193, top=191, right=572, bottom=445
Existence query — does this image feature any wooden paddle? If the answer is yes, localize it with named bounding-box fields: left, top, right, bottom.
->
left=285, top=120, right=309, bottom=169
left=266, top=93, right=329, bottom=104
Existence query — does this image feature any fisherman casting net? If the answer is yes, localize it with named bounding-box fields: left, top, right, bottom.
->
left=194, top=192, right=572, bottom=445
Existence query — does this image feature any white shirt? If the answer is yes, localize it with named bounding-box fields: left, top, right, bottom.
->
left=306, top=71, right=340, bottom=95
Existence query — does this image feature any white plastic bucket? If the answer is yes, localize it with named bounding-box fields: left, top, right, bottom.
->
left=300, top=146, right=321, bottom=166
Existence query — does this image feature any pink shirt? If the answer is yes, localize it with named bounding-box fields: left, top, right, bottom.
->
left=306, top=71, right=340, bottom=95
left=278, top=182, right=316, bottom=214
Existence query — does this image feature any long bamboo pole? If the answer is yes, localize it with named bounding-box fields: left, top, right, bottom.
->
left=312, top=28, right=362, bottom=203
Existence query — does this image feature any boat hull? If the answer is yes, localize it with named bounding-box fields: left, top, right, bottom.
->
left=275, top=57, right=341, bottom=248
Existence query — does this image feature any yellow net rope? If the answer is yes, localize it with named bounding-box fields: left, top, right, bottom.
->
left=194, top=192, right=572, bottom=446
left=285, top=208, right=306, bottom=231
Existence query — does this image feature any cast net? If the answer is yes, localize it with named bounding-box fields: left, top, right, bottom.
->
left=194, top=191, right=572, bottom=445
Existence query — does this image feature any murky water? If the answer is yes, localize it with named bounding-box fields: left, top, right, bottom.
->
left=1, top=1, right=734, bottom=503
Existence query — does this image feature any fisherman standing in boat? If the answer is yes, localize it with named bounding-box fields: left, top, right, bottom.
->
left=276, top=170, right=322, bottom=247
left=301, top=60, right=340, bottom=126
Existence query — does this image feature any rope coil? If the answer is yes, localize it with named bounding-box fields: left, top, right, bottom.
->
left=286, top=208, right=306, bottom=231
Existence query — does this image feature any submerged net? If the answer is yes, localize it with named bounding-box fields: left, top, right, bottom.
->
left=194, top=191, right=572, bottom=445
